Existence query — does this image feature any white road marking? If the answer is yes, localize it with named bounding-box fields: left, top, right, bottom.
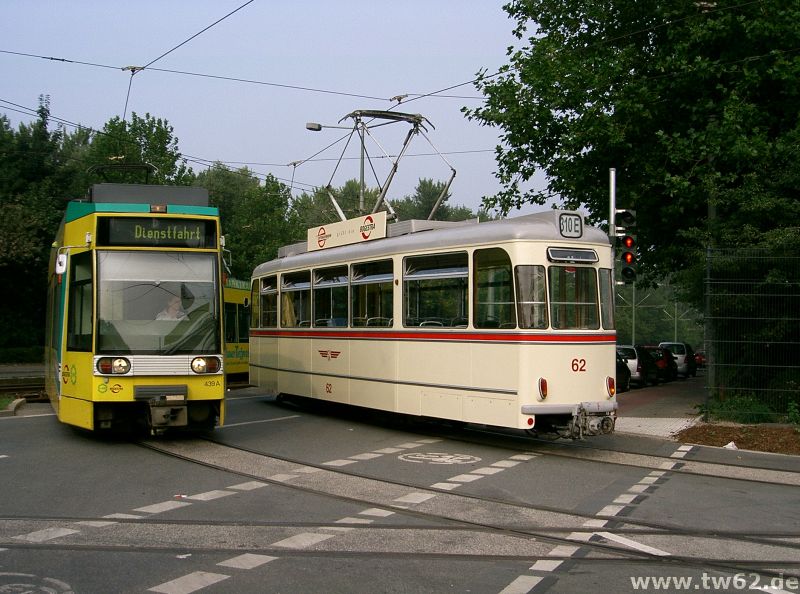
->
left=148, top=571, right=229, bottom=594
left=471, top=467, right=505, bottom=475
left=75, top=520, right=117, bottom=527
left=596, top=531, right=671, bottom=556
left=393, top=492, right=436, bottom=504
left=447, top=474, right=483, bottom=483
left=349, top=453, right=383, bottom=460
left=322, top=459, right=357, bottom=467
left=188, top=490, right=236, bottom=501
left=359, top=508, right=394, bottom=517
left=268, top=474, right=299, bottom=482
left=217, top=553, right=277, bottom=569
left=491, top=460, right=521, bottom=468
left=134, top=501, right=192, bottom=514
left=13, top=527, right=79, bottom=542
left=227, top=481, right=267, bottom=490
left=335, top=517, right=373, bottom=524
left=498, top=575, right=543, bottom=594
left=271, top=532, right=335, bottom=548
left=104, top=513, right=144, bottom=519
left=373, top=447, right=404, bottom=454
left=222, top=415, right=300, bottom=428
left=431, top=482, right=460, bottom=490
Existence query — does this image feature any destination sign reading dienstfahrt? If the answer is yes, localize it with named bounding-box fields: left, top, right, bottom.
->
left=97, top=217, right=217, bottom=248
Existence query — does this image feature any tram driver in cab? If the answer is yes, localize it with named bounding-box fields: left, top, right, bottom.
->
left=156, top=294, right=187, bottom=320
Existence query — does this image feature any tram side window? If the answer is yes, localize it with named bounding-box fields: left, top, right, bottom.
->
left=250, top=280, right=260, bottom=328
left=351, top=260, right=393, bottom=327
left=474, top=248, right=516, bottom=329
left=404, top=252, right=468, bottom=328
left=281, top=271, right=310, bottom=327
left=515, top=265, right=548, bottom=329
left=238, top=303, right=250, bottom=341
left=548, top=266, right=599, bottom=330
left=224, top=302, right=237, bottom=342
left=67, top=252, right=93, bottom=351
left=259, top=276, right=277, bottom=328
left=313, top=266, right=348, bottom=327
left=599, top=268, right=615, bottom=330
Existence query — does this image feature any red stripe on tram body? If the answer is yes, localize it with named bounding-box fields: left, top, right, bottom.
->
left=250, top=329, right=616, bottom=343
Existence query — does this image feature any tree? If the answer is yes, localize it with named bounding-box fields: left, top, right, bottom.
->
left=85, top=113, right=194, bottom=185
left=196, top=164, right=295, bottom=279
left=393, top=178, right=481, bottom=221
left=0, top=98, right=71, bottom=357
left=464, top=0, right=800, bottom=288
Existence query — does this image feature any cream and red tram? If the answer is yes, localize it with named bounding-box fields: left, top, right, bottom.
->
left=249, top=210, right=617, bottom=437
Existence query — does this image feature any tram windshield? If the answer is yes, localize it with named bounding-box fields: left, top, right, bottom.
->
left=96, top=251, right=220, bottom=355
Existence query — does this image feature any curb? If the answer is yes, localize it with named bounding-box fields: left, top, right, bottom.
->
left=0, top=398, right=26, bottom=417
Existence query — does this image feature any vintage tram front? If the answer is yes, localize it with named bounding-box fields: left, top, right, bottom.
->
left=45, top=184, right=226, bottom=434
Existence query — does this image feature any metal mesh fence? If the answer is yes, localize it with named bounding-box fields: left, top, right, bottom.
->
left=705, top=248, right=800, bottom=422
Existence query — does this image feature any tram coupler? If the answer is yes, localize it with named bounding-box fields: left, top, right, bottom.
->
left=135, top=385, right=189, bottom=434
left=148, top=401, right=188, bottom=431
left=568, top=402, right=616, bottom=439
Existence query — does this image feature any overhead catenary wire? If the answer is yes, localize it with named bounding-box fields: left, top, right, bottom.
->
left=121, top=0, right=256, bottom=120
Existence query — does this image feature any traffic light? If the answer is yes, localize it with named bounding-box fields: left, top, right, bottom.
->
left=615, top=209, right=637, bottom=283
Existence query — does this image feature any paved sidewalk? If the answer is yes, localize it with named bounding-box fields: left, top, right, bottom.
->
left=615, top=375, right=705, bottom=439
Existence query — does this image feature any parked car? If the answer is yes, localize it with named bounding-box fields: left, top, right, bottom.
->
left=642, top=346, right=678, bottom=382
left=617, top=345, right=659, bottom=387
left=658, top=341, right=697, bottom=377
left=616, top=352, right=631, bottom=393
left=694, top=349, right=706, bottom=369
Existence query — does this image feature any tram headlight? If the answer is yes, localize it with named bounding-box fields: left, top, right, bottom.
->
left=96, top=357, right=130, bottom=375
left=191, top=356, right=221, bottom=374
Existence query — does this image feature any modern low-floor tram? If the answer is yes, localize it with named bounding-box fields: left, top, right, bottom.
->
left=249, top=210, right=618, bottom=438
left=45, top=183, right=226, bottom=434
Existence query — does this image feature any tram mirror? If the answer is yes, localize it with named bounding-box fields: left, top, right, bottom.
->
left=243, top=297, right=249, bottom=308
left=55, top=253, right=67, bottom=275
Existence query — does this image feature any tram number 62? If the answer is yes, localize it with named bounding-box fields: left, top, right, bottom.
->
left=571, top=358, right=587, bottom=372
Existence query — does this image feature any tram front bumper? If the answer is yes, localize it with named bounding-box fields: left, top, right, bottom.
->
left=521, top=401, right=618, bottom=438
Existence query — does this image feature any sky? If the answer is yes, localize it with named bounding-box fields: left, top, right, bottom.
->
left=1, top=1, right=546, bottom=217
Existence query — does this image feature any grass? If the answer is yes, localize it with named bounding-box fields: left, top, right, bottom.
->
left=0, top=395, right=14, bottom=410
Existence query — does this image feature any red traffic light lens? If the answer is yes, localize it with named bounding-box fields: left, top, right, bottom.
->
left=622, top=235, right=635, bottom=249
left=622, top=251, right=635, bottom=265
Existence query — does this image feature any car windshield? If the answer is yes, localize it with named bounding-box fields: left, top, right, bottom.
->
left=662, top=343, right=686, bottom=355
left=618, top=347, right=636, bottom=359
left=96, top=251, right=220, bottom=355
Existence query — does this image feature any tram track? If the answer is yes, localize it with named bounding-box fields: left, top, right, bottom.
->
left=129, top=436, right=800, bottom=577
left=264, top=395, right=800, bottom=485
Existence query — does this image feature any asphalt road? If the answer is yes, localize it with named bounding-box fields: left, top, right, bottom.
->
left=1, top=382, right=799, bottom=594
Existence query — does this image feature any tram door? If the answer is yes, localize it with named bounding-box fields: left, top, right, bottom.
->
left=58, top=251, right=95, bottom=428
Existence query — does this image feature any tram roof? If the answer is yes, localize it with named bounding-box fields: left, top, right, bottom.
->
left=253, top=209, right=609, bottom=277
left=87, top=184, right=210, bottom=206
left=63, top=184, right=217, bottom=222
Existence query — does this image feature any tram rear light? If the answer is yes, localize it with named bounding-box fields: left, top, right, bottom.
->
left=191, top=356, right=221, bottom=374
left=538, top=378, right=548, bottom=400
left=607, top=376, right=616, bottom=397
left=150, top=204, right=167, bottom=213
left=96, top=357, right=130, bottom=375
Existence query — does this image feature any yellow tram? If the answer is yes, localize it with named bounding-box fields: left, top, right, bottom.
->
left=223, top=277, right=250, bottom=378
left=45, top=183, right=226, bottom=434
